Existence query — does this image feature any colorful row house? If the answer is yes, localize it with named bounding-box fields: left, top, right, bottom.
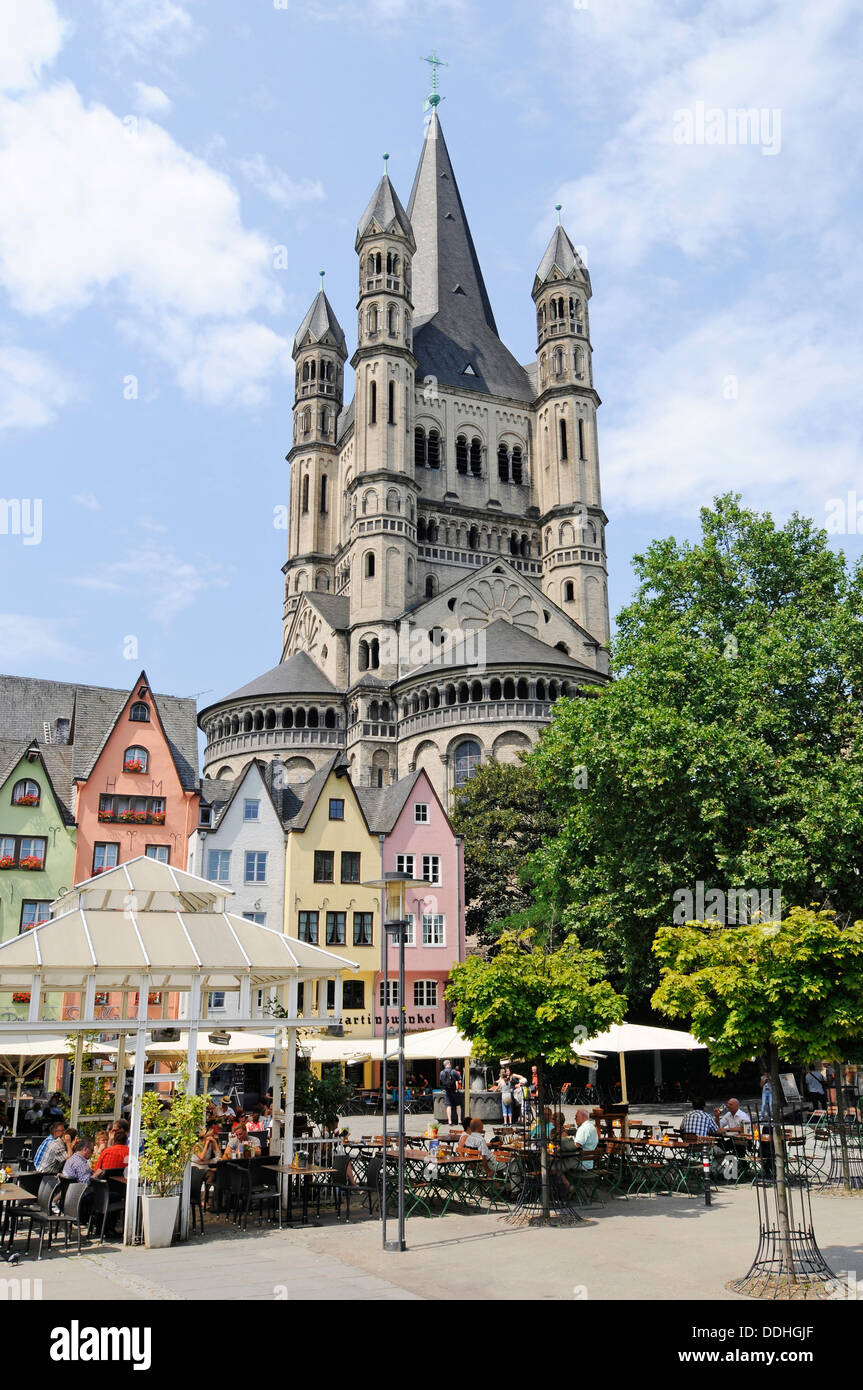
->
left=0, top=742, right=76, bottom=946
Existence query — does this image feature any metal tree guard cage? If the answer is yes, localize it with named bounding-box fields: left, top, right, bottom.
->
left=500, top=1077, right=587, bottom=1228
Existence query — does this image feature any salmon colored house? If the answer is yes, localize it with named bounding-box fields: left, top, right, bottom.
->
left=72, top=671, right=200, bottom=883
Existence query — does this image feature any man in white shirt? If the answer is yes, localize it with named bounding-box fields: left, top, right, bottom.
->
left=714, top=1098, right=751, bottom=1134
left=572, top=1109, right=599, bottom=1169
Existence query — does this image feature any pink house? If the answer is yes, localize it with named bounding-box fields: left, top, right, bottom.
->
left=374, top=769, right=464, bottom=1035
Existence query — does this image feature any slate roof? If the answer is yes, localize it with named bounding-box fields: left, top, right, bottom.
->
left=303, top=593, right=350, bottom=631
left=355, top=770, right=421, bottom=834
left=0, top=674, right=199, bottom=792
left=0, top=738, right=76, bottom=825
left=283, top=753, right=350, bottom=832
left=534, top=224, right=591, bottom=292
left=399, top=618, right=594, bottom=683
left=356, top=174, right=415, bottom=245
left=293, top=289, right=347, bottom=354
left=205, top=652, right=339, bottom=712
left=198, top=759, right=304, bottom=832
left=406, top=112, right=533, bottom=402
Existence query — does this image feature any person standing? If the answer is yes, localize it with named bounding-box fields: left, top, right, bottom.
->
left=439, top=1058, right=463, bottom=1127
left=804, top=1065, right=826, bottom=1110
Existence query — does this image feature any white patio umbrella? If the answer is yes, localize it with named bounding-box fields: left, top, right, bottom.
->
left=578, top=1022, right=707, bottom=1105
left=0, top=1036, right=118, bottom=1135
left=145, top=1030, right=278, bottom=1104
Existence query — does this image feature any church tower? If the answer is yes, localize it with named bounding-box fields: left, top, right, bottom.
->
left=283, top=284, right=347, bottom=635
left=533, top=218, right=610, bottom=646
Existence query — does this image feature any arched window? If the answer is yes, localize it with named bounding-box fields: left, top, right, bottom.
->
left=414, top=426, right=426, bottom=468
left=282, top=709, right=294, bottom=728
left=574, top=346, right=584, bottom=379
left=373, top=251, right=382, bottom=274
left=230, top=715, right=239, bottom=734
left=369, top=379, right=377, bottom=424
left=497, top=443, right=510, bottom=482
left=553, top=348, right=563, bottom=376
left=295, top=707, right=306, bottom=728
left=458, top=682, right=469, bottom=704
left=427, top=429, right=440, bottom=468
left=511, top=447, right=523, bottom=485
left=365, top=552, right=375, bottom=578
left=265, top=709, right=276, bottom=729
left=302, top=361, right=310, bottom=382
left=307, top=708, right=319, bottom=728
left=417, top=517, right=427, bottom=542
left=324, top=708, right=336, bottom=729
left=578, top=417, right=586, bottom=460
left=319, top=475, right=328, bottom=514
left=253, top=711, right=264, bottom=731
left=470, top=680, right=483, bottom=702
left=453, top=739, right=481, bottom=787
left=556, top=296, right=565, bottom=318
left=520, top=535, right=530, bottom=557
left=559, top=419, right=568, bottom=461
left=386, top=303, right=398, bottom=334
left=555, top=642, right=570, bottom=656
left=367, top=305, right=378, bottom=334
left=455, top=436, right=468, bottom=474
left=387, top=380, right=395, bottom=424
left=425, top=575, right=437, bottom=598
left=535, top=679, right=546, bottom=700
left=358, top=640, right=369, bottom=671
left=468, top=526, right=479, bottom=550
left=503, top=677, right=515, bottom=699
left=489, top=678, right=501, bottom=700
left=302, top=409, right=311, bottom=434
left=407, top=556, right=415, bottom=587
left=12, top=778, right=40, bottom=806
left=124, top=746, right=148, bottom=773
left=386, top=488, right=400, bottom=513
left=308, top=360, right=316, bottom=380
left=369, top=700, right=379, bottom=722
left=427, top=520, right=438, bottom=543
left=301, top=474, right=309, bottom=513
left=509, top=532, right=519, bottom=556
left=129, top=702, right=149, bottom=722
left=563, top=580, right=575, bottom=602
left=470, top=437, right=482, bottom=476
left=445, top=684, right=456, bottom=706
left=370, top=638, right=380, bottom=669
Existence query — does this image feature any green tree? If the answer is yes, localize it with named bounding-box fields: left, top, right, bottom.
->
left=450, top=758, right=553, bottom=945
left=295, top=1065, right=354, bottom=1132
left=138, top=1071, right=207, bottom=1198
left=528, top=494, right=863, bottom=1001
left=446, top=928, right=625, bottom=1218
left=652, top=907, right=863, bottom=1290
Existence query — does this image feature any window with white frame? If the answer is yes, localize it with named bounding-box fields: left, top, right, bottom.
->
left=207, top=849, right=231, bottom=882
left=414, top=803, right=429, bottom=823
left=413, top=979, right=438, bottom=1007
left=244, top=851, right=267, bottom=883
left=93, top=842, right=118, bottom=873
left=20, top=900, right=51, bottom=931
left=379, top=979, right=400, bottom=1007
left=243, top=799, right=260, bottom=821
left=422, top=854, right=441, bottom=885
left=396, top=853, right=415, bottom=877
left=209, top=991, right=226, bottom=1009
left=422, top=913, right=445, bottom=946
left=243, top=911, right=266, bottom=925
left=145, top=845, right=169, bottom=863
left=402, top=912, right=415, bottom=946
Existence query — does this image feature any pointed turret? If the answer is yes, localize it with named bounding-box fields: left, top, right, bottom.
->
left=533, top=224, right=590, bottom=296
left=355, top=173, right=415, bottom=247
left=293, top=289, right=346, bottom=355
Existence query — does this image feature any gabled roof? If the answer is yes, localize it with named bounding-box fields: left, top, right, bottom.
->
left=356, top=173, right=415, bottom=246
left=407, top=112, right=533, bottom=402
left=534, top=223, right=591, bottom=293
left=400, top=618, right=595, bottom=683
left=284, top=752, right=359, bottom=833
left=0, top=739, right=76, bottom=826
left=355, top=769, right=421, bottom=834
left=205, top=652, right=339, bottom=712
left=292, top=289, right=346, bottom=355
left=199, top=758, right=304, bottom=832
left=301, top=593, right=350, bottom=632
left=0, top=673, right=199, bottom=793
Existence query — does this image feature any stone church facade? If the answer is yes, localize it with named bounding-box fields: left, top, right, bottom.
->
left=200, top=110, right=610, bottom=801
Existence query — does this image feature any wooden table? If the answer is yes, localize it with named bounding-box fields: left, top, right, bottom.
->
left=263, top=1164, right=335, bottom=1226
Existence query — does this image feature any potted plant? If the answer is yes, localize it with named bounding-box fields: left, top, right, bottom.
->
left=19, top=856, right=43, bottom=870
left=124, top=759, right=144, bottom=773
left=138, top=1072, right=205, bottom=1249
left=13, top=793, right=39, bottom=806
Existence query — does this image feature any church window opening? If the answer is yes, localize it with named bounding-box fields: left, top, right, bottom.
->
left=302, top=361, right=310, bottom=382
left=427, top=429, right=441, bottom=468
left=388, top=380, right=395, bottom=424
left=295, top=708, right=306, bottom=728
left=564, top=580, right=575, bottom=602
left=301, top=475, right=310, bottom=513
left=556, top=295, right=565, bottom=319
left=386, top=488, right=400, bottom=513
left=369, top=379, right=377, bottom=424
left=457, top=682, right=469, bottom=704
left=358, top=640, right=369, bottom=671
left=536, top=678, right=547, bottom=700
left=243, top=713, right=253, bottom=733
left=371, top=251, right=382, bottom=275
left=407, top=556, right=415, bottom=587
left=468, top=526, right=479, bottom=550
left=427, top=520, right=439, bottom=543
left=302, top=409, right=311, bottom=434
left=445, top=684, right=456, bottom=706
left=454, top=739, right=481, bottom=787
left=511, top=446, right=523, bottom=484
left=130, top=702, right=149, bottom=722
left=424, top=575, right=437, bottom=598
left=509, top=532, right=519, bottom=556
left=517, top=678, right=529, bottom=699
left=539, top=355, right=547, bottom=387
left=520, top=534, right=530, bottom=557
left=282, top=709, right=293, bottom=728
left=319, top=476, right=328, bottom=513
left=308, top=708, right=319, bottom=728
left=575, top=346, right=584, bottom=379
left=553, top=348, right=563, bottom=377
left=370, top=638, right=380, bottom=669
left=324, top=708, right=335, bottom=729
left=417, top=517, right=427, bottom=542
left=470, top=437, right=482, bottom=476
left=555, top=642, right=570, bottom=656
left=559, top=419, right=568, bottom=461
left=456, top=435, right=468, bottom=474
left=386, top=304, right=398, bottom=335
left=489, top=678, right=501, bottom=700
left=414, top=426, right=426, bottom=468
left=470, top=680, right=483, bottom=702
left=578, top=418, right=586, bottom=460
left=364, top=552, right=375, bottom=578
left=497, top=443, right=510, bottom=482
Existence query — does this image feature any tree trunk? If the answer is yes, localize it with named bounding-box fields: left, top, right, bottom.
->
left=832, top=1055, right=853, bottom=1194
left=536, top=1057, right=550, bottom=1220
left=768, top=1046, right=796, bottom=1292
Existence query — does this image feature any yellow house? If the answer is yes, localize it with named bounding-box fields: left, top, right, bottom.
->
left=284, top=757, right=383, bottom=1082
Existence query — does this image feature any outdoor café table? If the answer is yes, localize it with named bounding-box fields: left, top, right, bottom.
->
left=0, top=1182, right=36, bottom=1249
left=263, top=1164, right=335, bottom=1226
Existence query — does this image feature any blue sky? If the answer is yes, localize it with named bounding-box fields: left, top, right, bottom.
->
left=1, top=0, right=861, bottom=711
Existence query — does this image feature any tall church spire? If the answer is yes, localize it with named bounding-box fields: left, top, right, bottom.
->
left=407, top=111, right=532, bottom=400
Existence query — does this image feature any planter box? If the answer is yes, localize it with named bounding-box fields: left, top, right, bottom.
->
left=141, top=1194, right=180, bottom=1249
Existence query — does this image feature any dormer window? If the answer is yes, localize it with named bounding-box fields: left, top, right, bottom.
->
left=12, top=779, right=40, bottom=807
left=124, top=747, right=148, bottom=774
left=129, top=702, right=149, bottom=722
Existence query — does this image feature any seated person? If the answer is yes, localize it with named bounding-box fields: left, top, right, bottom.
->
left=221, top=1120, right=261, bottom=1159
left=62, top=1138, right=95, bottom=1185
left=36, top=1123, right=75, bottom=1174
left=570, top=1109, right=598, bottom=1169
left=680, top=1097, right=720, bottom=1140
left=713, top=1098, right=751, bottom=1134
left=530, top=1106, right=556, bottom=1142
left=94, top=1131, right=130, bottom=1176
left=458, top=1118, right=509, bottom=1175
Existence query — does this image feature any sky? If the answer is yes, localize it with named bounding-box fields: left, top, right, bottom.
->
left=1, top=0, right=861, bottom=714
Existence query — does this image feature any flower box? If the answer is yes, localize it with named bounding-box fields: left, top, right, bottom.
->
left=98, top=811, right=117, bottom=822
left=12, top=992, right=31, bottom=1004
left=13, top=794, right=39, bottom=806
left=148, top=812, right=166, bottom=825
left=0, top=857, right=14, bottom=870
left=18, top=856, right=44, bottom=870
left=124, top=760, right=145, bottom=773
left=118, top=811, right=148, bottom=824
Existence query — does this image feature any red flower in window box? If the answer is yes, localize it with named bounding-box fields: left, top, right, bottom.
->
left=98, top=811, right=117, bottom=822
left=93, top=865, right=112, bottom=874
left=148, top=812, right=165, bottom=824
left=18, top=856, right=44, bottom=870
left=0, top=857, right=14, bottom=869
left=12, top=992, right=31, bottom=1003
left=13, top=793, right=39, bottom=806
left=124, top=759, right=145, bottom=773
left=118, top=810, right=147, bottom=823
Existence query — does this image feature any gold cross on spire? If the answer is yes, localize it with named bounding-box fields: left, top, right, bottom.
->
left=421, top=50, right=447, bottom=110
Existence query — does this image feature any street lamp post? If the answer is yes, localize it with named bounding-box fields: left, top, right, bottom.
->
left=362, top=870, right=429, bottom=1254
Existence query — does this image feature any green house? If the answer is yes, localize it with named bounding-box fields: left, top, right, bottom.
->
left=0, top=741, right=76, bottom=950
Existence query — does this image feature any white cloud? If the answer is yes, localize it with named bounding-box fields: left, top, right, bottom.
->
left=0, top=0, right=68, bottom=93
left=71, top=544, right=232, bottom=624
left=0, top=614, right=82, bottom=667
left=121, top=317, right=294, bottom=407
left=93, top=0, right=198, bottom=60
left=237, top=154, right=325, bottom=211
left=72, top=492, right=101, bottom=510
left=0, top=346, right=77, bottom=430
left=132, top=81, right=172, bottom=116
